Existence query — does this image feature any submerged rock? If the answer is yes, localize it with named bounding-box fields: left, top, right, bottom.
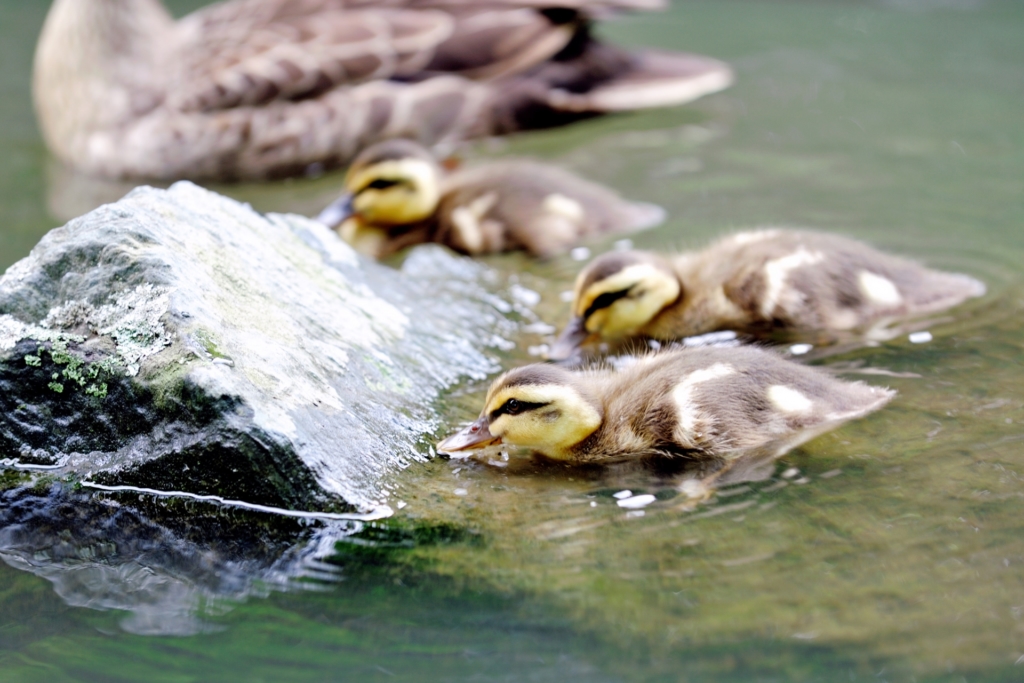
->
left=0, top=183, right=518, bottom=514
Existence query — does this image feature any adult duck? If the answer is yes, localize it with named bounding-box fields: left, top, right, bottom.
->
left=33, top=0, right=733, bottom=181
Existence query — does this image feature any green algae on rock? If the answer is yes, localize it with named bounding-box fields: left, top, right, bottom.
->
left=0, top=182, right=517, bottom=514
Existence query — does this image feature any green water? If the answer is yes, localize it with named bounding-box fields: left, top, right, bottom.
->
left=2, top=0, right=1024, bottom=681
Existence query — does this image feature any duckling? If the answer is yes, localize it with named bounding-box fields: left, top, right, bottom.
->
left=33, top=0, right=733, bottom=181
left=315, top=139, right=664, bottom=258
left=550, top=229, right=986, bottom=359
left=437, top=346, right=894, bottom=463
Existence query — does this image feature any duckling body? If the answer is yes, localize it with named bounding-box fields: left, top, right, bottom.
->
left=33, top=0, right=733, bottom=181
left=318, top=139, right=663, bottom=257
left=438, top=346, right=894, bottom=463
left=552, top=229, right=986, bottom=358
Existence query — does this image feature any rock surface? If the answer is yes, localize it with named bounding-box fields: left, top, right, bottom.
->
left=0, top=183, right=517, bottom=514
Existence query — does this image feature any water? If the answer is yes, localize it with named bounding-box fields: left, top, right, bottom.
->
left=2, top=0, right=1024, bottom=681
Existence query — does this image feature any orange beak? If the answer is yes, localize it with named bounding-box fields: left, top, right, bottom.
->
left=437, top=416, right=500, bottom=453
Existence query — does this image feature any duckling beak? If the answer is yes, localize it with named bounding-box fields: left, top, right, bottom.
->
left=315, top=193, right=355, bottom=229
left=548, top=316, right=593, bottom=362
left=437, top=416, right=500, bottom=453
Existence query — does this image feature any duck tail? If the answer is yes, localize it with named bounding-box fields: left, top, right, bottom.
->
left=622, top=201, right=667, bottom=232
left=541, top=43, right=735, bottom=114
left=907, top=271, right=987, bottom=314
left=483, top=22, right=732, bottom=132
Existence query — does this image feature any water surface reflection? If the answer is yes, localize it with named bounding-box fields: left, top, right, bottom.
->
left=2, top=0, right=1024, bottom=681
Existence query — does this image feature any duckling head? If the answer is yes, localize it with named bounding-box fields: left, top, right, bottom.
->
left=549, top=251, right=681, bottom=361
left=437, top=364, right=603, bottom=460
left=316, top=139, right=442, bottom=256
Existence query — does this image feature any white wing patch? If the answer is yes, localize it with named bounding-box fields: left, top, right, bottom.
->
left=858, top=271, right=902, bottom=306
left=450, top=191, right=498, bottom=253
left=542, top=193, right=585, bottom=224
left=673, top=362, right=735, bottom=433
left=760, top=247, right=825, bottom=318
left=767, top=385, right=813, bottom=414
left=757, top=246, right=827, bottom=319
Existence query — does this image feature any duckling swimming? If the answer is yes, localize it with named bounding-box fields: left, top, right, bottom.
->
left=316, top=139, right=664, bottom=258
left=551, top=229, right=986, bottom=359
left=438, top=346, right=894, bottom=463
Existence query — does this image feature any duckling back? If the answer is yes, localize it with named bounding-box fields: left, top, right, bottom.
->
left=34, top=0, right=733, bottom=181
left=648, top=229, right=985, bottom=341
left=703, top=230, right=986, bottom=332
left=434, top=161, right=664, bottom=257
left=577, top=346, right=894, bottom=462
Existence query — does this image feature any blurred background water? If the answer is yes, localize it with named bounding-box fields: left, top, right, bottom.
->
left=2, top=0, right=1024, bottom=681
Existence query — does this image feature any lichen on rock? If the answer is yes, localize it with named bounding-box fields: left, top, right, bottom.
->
left=42, top=283, right=173, bottom=377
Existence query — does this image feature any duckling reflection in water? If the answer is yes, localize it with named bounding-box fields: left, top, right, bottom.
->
left=438, top=346, right=893, bottom=465
left=315, top=139, right=664, bottom=258
left=550, top=228, right=986, bottom=360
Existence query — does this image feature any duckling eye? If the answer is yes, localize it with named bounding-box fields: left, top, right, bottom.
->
left=491, top=398, right=547, bottom=421
left=583, top=288, right=633, bottom=319
left=366, top=178, right=401, bottom=190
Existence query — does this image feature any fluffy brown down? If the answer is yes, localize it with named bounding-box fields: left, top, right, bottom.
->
left=462, top=346, right=894, bottom=463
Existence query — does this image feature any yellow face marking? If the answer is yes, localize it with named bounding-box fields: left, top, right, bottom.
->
left=767, top=385, right=813, bottom=414
left=574, top=263, right=681, bottom=339
left=482, top=381, right=601, bottom=460
left=857, top=271, right=903, bottom=306
left=760, top=247, right=825, bottom=318
left=345, top=158, right=441, bottom=226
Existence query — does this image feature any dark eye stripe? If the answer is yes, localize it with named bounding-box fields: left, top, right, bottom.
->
left=582, top=288, right=632, bottom=320
left=489, top=399, right=548, bottom=422
left=366, top=178, right=401, bottom=190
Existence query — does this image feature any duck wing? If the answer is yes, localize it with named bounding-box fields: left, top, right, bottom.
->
left=421, top=8, right=576, bottom=80
left=170, top=2, right=457, bottom=112
left=169, top=0, right=662, bottom=113
left=34, top=0, right=729, bottom=180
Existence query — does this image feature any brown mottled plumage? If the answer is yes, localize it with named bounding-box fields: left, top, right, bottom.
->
left=550, top=229, right=986, bottom=359
left=33, top=0, right=733, bottom=181
left=437, top=346, right=894, bottom=463
left=317, top=138, right=664, bottom=257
